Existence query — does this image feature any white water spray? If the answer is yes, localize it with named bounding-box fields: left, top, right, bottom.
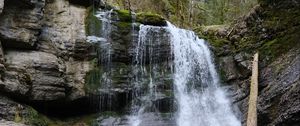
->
left=167, top=22, right=241, bottom=126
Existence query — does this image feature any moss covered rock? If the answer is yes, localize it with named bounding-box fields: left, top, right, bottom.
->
left=115, top=9, right=132, bottom=22
left=85, top=7, right=102, bottom=36
left=115, top=9, right=167, bottom=26
left=137, top=12, right=167, bottom=26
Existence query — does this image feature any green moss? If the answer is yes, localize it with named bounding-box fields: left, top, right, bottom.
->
left=23, top=73, right=32, bottom=84
left=160, top=113, right=172, bottom=118
left=163, top=90, right=173, bottom=97
left=115, top=9, right=132, bottom=22
left=24, top=107, right=49, bottom=126
left=136, top=12, right=167, bottom=26
left=259, top=28, right=300, bottom=62
left=195, top=25, right=231, bottom=48
left=47, top=114, right=98, bottom=126
left=85, top=67, right=102, bottom=93
left=219, top=68, right=227, bottom=83
left=85, top=7, right=102, bottom=36
left=115, top=22, right=132, bottom=29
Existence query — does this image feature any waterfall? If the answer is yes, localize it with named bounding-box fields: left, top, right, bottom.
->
left=87, top=8, right=240, bottom=126
left=127, top=24, right=173, bottom=126
left=167, top=22, right=241, bottom=126
left=126, top=22, right=240, bottom=126
left=87, top=9, right=114, bottom=111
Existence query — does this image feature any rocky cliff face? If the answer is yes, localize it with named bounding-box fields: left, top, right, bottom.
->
left=0, top=0, right=168, bottom=125
left=0, top=0, right=94, bottom=124
left=197, top=0, right=300, bottom=125
left=0, top=0, right=91, bottom=101
left=0, top=0, right=299, bottom=125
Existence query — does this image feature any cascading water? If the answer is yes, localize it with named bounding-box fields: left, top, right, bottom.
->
left=167, top=22, right=241, bottom=126
left=127, top=24, right=173, bottom=126
left=87, top=8, right=240, bottom=126
left=126, top=22, right=241, bottom=126
left=87, top=9, right=114, bottom=111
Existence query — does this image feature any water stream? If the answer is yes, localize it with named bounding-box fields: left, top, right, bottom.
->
left=127, top=24, right=173, bottom=126
left=168, top=22, right=241, bottom=126
left=87, top=9, right=241, bottom=126
left=87, top=9, right=114, bottom=111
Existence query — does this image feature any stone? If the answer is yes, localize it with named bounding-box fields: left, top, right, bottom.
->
left=65, top=60, right=92, bottom=100
left=0, top=0, right=3, bottom=14
left=0, top=96, right=49, bottom=126
left=219, top=56, right=241, bottom=81
left=256, top=48, right=300, bottom=125
left=5, top=51, right=66, bottom=101
left=137, top=12, right=167, bottom=26
left=198, top=1, right=300, bottom=125
left=0, top=96, right=23, bottom=121
left=39, top=0, right=87, bottom=58
left=1, top=67, right=31, bottom=97
left=69, top=0, right=105, bottom=7
left=0, top=41, right=5, bottom=74
left=0, top=0, right=45, bottom=49
left=73, top=39, right=93, bottom=60
left=0, top=120, right=28, bottom=126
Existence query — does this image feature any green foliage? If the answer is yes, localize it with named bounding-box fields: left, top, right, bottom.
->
left=107, top=0, right=257, bottom=27
left=24, top=107, right=49, bottom=126
left=194, top=25, right=230, bottom=48
left=201, top=0, right=258, bottom=25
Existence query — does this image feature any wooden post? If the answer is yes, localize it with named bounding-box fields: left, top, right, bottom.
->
left=247, top=52, right=259, bottom=126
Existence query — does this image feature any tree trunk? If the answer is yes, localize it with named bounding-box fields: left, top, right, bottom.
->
left=247, top=52, right=259, bottom=126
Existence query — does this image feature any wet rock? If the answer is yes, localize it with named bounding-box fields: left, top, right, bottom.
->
left=1, top=67, right=31, bottom=97
left=0, top=0, right=3, bottom=14
left=198, top=1, right=300, bottom=125
left=0, top=41, right=5, bottom=72
left=234, top=52, right=252, bottom=71
left=65, top=60, right=92, bottom=100
left=0, top=0, right=45, bottom=49
left=73, top=39, right=93, bottom=60
left=69, top=0, right=105, bottom=7
left=0, top=120, right=28, bottom=126
left=0, top=96, right=49, bottom=126
left=219, top=56, right=241, bottom=81
left=0, top=96, right=23, bottom=121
